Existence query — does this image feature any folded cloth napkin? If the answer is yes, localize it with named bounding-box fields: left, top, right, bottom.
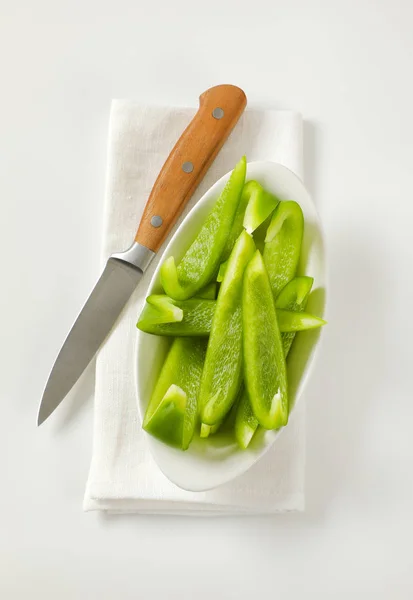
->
left=84, top=100, right=305, bottom=514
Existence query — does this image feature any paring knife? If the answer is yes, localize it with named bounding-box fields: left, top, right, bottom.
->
left=38, top=85, right=247, bottom=425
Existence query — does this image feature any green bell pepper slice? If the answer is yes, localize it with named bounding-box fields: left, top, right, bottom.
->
left=276, top=276, right=314, bottom=355
left=234, top=387, right=258, bottom=449
left=218, top=180, right=278, bottom=279
left=139, top=295, right=183, bottom=326
left=219, top=179, right=278, bottom=260
left=143, top=384, right=188, bottom=449
left=199, top=230, right=256, bottom=425
left=243, top=250, right=288, bottom=430
left=220, top=177, right=251, bottom=262
left=243, top=180, right=279, bottom=234
left=235, top=276, right=315, bottom=447
left=137, top=296, right=215, bottom=337
left=200, top=422, right=221, bottom=439
left=276, top=308, right=326, bottom=332
left=143, top=337, right=207, bottom=450
left=263, top=200, right=304, bottom=298
left=276, top=275, right=314, bottom=306
left=160, top=157, right=246, bottom=300
left=137, top=292, right=324, bottom=338
left=216, top=260, right=228, bottom=283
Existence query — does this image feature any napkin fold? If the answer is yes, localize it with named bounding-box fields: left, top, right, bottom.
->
left=84, top=100, right=305, bottom=514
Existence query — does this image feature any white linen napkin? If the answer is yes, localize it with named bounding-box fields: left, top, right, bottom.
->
left=84, top=100, right=305, bottom=514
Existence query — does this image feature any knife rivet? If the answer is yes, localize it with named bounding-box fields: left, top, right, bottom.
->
left=151, top=215, right=163, bottom=228
left=182, top=161, right=194, bottom=173
left=212, top=107, right=224, bottom=119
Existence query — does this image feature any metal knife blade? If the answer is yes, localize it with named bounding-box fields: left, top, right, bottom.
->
left=38, top=255, right=147, bottom=425
left=38, top=84, right=247, bottom=424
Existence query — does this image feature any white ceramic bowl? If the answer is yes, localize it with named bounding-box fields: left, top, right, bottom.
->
left=136, top=161, right=326, bottom=492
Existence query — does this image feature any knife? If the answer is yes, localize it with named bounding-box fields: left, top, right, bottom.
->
left=38, top=85, right=247, bottom=425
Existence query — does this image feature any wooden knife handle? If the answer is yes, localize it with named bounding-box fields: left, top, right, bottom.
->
left=135, top=84, right=247, bottom=252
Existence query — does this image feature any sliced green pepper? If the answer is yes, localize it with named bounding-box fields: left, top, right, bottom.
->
left=234, top=387, right=258, bottom=449
left=199, top=230, right=256, bottom=425
left=220, top=179, right=278, bottom=261
left=201, top=388, right=241, bottom=438
left=220, top=177, right=251, bottom=262
left=143, top=337, right=207, bottom=450
left=139, top=295, right=183, bottom=326
left=276, top=276, right=314, bottom=307
left=144, top=384, right=188, bottom=449
left=218, top=181, right=278, bottom=279
left=216, top=260, right=228, bottom=283
left=137, top=292, right=323, bottom=337
left=276, top=308, right=326, bottom=332
left=243, top=251, right=288, bottom=430
left=137, top=296, right=215, bottom=337
left=160, top=157, right=246, bottom=300
left=276, top=276, right=314, bottom=356
left=200, top=422, right=221, bottom=438
left=236, top=276, right=316, bottom=447
left=263, top=200, right=304, bottom=298
left=243, top=180, right=279, bottom=234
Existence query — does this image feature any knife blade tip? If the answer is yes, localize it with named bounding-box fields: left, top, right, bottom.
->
left=37, top=392, right=58, bottom=426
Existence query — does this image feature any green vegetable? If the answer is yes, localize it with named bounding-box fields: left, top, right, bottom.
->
left=139, top=295, right=183, bottom=326
left=276, top=308, right=326, bottom=332
left=216, top=260, right=228, bottom=283
left=235, top=276, right=316, bottom=448
left=220, top=177, right=251, bottom=261
left=143, top=385, right=188, bottom=449
left=137, top=296, right=215, bottom=336
left=243, top=250, right=288, bottom=430
left=243, top=180, right=279, bottom=234
left=200, top=422, right=221, bottom=438
left=263, top=201, right=304, bottom=297
left=218, top=181, right=278, bottom=281
left=197, top=282, right=217, bottom=300
left=199, top=230, right=256, bottom=425
left=276, top=276, right=314, bottom=307
left=143, top=338, right=206, bottom=449
left=137, top=293, right=323, bottom=337
left=275, top=276, right=314, bottom=355
left=219, top=179, right=278, bottom=261
left=160, top=157, right=247, bottom=300
left=234, top=387, right=257, bottom=449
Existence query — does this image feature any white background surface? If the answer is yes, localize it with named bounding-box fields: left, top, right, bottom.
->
left=1, top=0, right=413, bottom=598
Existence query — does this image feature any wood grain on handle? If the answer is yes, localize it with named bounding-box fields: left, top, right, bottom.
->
left=135, top=85, right=247, bottom=252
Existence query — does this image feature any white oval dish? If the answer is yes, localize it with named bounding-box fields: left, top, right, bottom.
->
left=136, top=161, right=326, bottom=492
